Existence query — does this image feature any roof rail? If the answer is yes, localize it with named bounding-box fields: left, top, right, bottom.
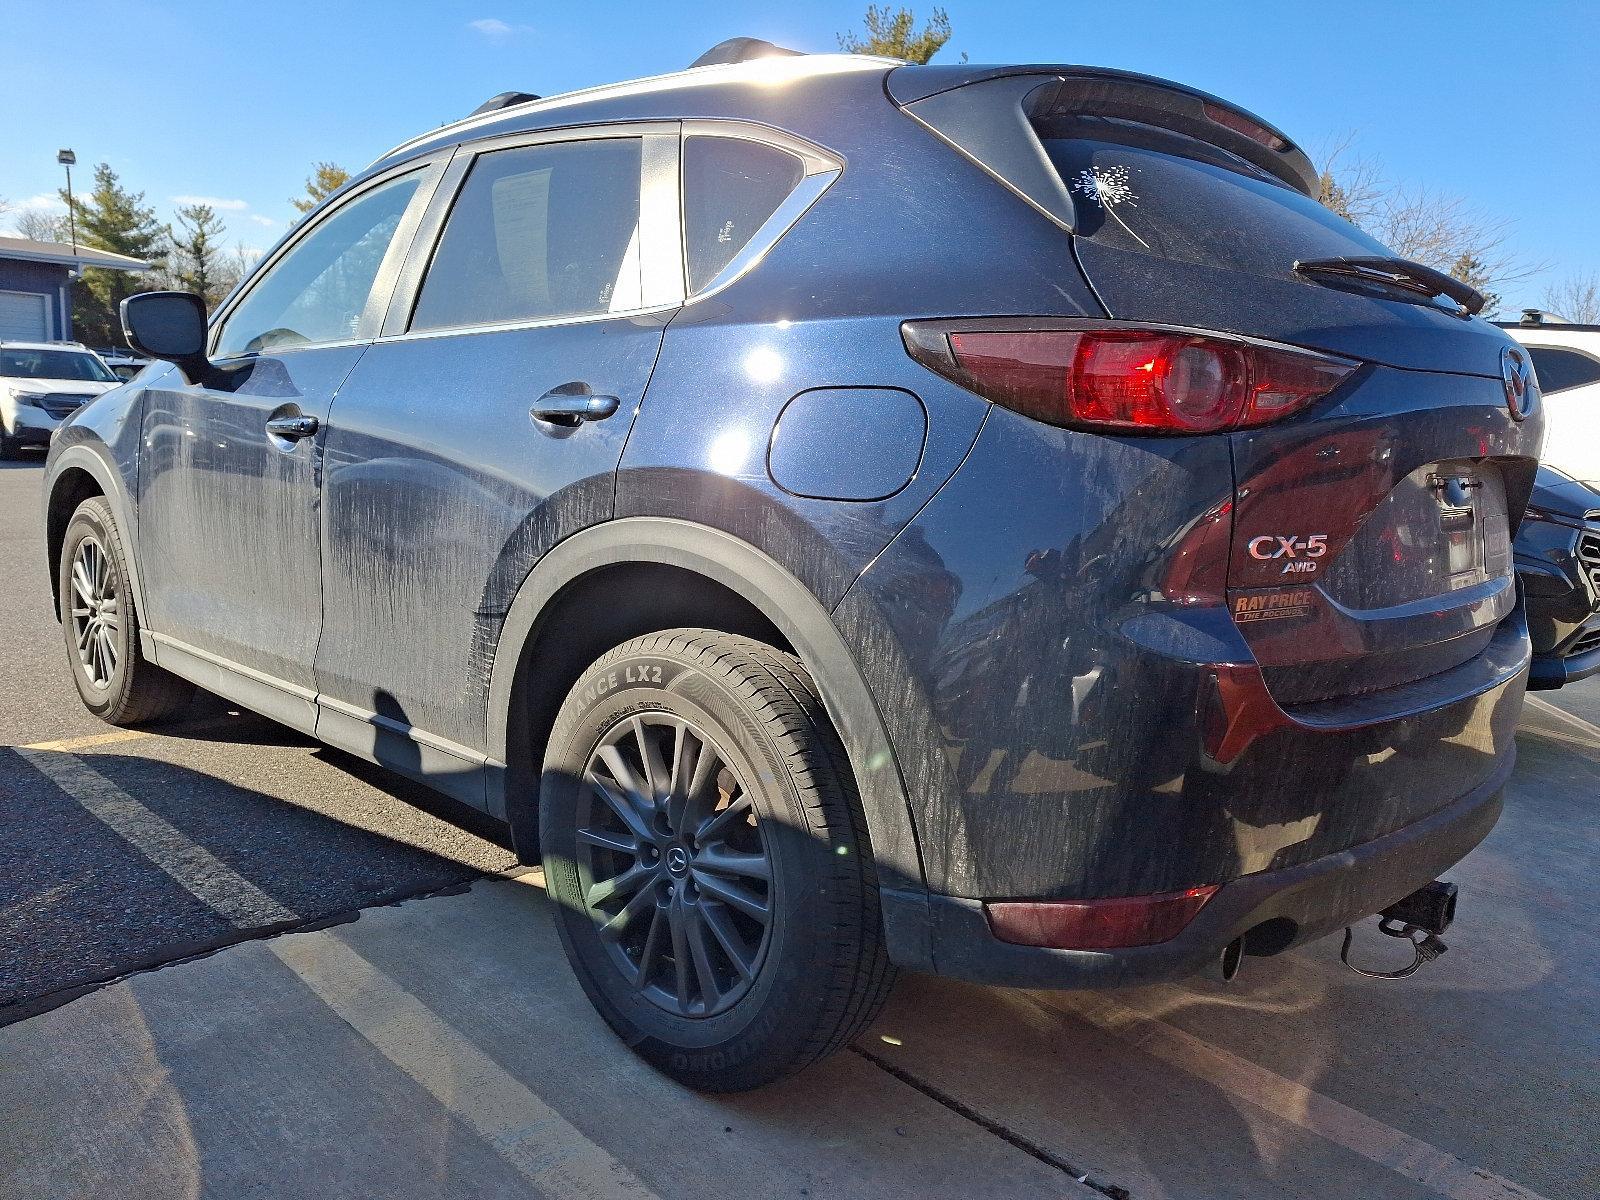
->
left=689, top=37, right=802, bottom=69
left=468, top=90, right=540, bottom=117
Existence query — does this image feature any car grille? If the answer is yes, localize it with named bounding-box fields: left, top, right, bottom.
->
left=1579, top=530, right=1600, bottom=592
left=37, top=394, right=93, bottom=419
left=1567, top=626, right=1600, bottom=658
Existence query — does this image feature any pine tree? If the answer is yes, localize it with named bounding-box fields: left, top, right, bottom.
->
left=838, top=6, right=955, bottom=64
left=290, top=162, right=350, bottom=215
left=60, top=164, right=168, bottom=346
left=172, top=204, right=229, bottom=307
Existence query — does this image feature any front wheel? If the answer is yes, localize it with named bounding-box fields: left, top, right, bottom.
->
left=59, top=496, right=194, bottom=725
left=541, top=629, right=896, bottom=1091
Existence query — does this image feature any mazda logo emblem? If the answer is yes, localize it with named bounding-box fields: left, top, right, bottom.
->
left=665, top=846, right=690, bottom=875
left=1502, top=346, right=1536, bottom=421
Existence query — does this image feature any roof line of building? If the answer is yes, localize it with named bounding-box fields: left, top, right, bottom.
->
left=0, top=235, right=150, bottom=273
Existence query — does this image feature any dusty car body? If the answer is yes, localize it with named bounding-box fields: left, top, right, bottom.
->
left=42, top=45, right=1542, bottom=1087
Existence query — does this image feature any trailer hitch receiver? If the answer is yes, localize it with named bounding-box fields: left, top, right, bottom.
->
left=1340, top=880, right=1457, bottom=980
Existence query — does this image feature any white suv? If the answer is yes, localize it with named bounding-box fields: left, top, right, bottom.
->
left=0, top=342, right=122, bottom=458
left=1500, top=311, right=1600, bottom=484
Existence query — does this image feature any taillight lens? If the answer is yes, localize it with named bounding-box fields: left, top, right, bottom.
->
left=932, top=327, right=1357, bottom=434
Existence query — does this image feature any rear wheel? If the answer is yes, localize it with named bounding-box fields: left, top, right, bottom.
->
left=541, top=629, right=896, bottom=1091
left=59, top=496, right=194, bottom=725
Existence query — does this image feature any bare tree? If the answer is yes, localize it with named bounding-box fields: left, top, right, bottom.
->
left=1542, top=271, right=1600, bottom=323
left=212, top=242, right=263, bottom=300
left=1313, top=134, right=1384, bottom=227
left=14, top=208, right=72, bottom=243
left=1317, top=140, right=1542, bottom=317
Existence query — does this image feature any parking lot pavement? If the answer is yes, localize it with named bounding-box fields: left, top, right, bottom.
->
left=3, top=451, right=1597, bottom=1199
left=1, top=457, right=516, bottom=1019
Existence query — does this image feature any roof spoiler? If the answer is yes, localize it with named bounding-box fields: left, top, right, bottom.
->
left=689, top=37, right=802, bottom=69
left=889, top=65, right=1318, bottom=230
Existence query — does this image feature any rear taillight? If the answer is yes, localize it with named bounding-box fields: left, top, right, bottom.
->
left=906, top=324, right=1358, bottom=434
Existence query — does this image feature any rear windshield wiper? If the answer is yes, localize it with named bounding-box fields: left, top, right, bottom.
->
left=1293, top=255, right=1486, bottom=316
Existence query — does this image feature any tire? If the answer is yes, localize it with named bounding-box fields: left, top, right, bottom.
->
left=0, top=430, right=20, bottom=460
left=541, top=629, right=897, bottom=1091
left=59, top=496, right=194, bottom=725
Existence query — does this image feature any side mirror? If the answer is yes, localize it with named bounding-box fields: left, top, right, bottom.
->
left=120, top=291, right=210, bottom=382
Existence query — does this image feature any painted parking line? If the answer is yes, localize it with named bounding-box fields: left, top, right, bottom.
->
left=18, top=712, right=253, bottom=753
left=269, top=929, right=659, bottom=1200
left=13, top=748, right=298, bottom=928
left=1523, top=694, right=1600, bottom=745
left=1058, top=994, right=1552, bottom=1200
left=20, top=728, right=154, bottom=753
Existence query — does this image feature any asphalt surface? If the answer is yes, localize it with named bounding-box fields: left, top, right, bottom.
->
left=0, top=453, right=517, bottom=1021
left=2, top=448, right=1597, bottom=1200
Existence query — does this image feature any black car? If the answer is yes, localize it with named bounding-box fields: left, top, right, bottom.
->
left=1518, top=467, right=1600, bottom=688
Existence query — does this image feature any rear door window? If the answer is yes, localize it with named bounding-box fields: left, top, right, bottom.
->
left=682, top=136, right=806, bottom=294
left=411, top=138, right=643, bottom=331
left=1038, top=119, right=1389, bottom=277
left=1526, top=346, right=1600, bottom=394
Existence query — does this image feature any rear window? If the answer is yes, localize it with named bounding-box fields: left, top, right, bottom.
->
left=0, top=348, right=115, bottom=382
left=683, top=136, right=805, bottom=294
left=1526, top=346, right=1600, bottom=394
left=1038, top=118, right=1389, bottom=277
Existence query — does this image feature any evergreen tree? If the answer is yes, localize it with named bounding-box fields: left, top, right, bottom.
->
left=290, top=162, right=350, bottom=215
left=172, top=204, right=229, bottom=307
left=60, top=163, right=167, bottom=346
left=838, top=6, right=955, bottom=63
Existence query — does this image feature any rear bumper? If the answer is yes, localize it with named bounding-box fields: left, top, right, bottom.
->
left=911, top=753, right=1508, bottom=989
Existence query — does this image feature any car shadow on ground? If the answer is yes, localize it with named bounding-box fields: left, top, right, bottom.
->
left=0, top=737, right=514, bottom=1024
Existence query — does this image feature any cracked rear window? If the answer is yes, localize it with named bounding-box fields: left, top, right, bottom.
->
left=1038, top=119, right=1389, bottom=277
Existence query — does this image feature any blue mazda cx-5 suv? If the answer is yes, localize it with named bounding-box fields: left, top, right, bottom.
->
left=43, top=41, right=1543, bottom=1089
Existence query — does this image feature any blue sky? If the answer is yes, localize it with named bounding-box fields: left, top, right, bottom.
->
left=3, top=0, right=1595, bottom=311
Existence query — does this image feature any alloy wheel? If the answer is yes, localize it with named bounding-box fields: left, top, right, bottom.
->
left=576, top=713, right=773, bottom=1017
left=69, top=535, right=120, bottom=690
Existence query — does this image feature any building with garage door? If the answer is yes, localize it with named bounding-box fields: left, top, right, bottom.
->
left=0, top=235, right=149, bottom=341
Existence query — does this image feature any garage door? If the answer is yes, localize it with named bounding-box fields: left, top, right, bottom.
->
left=0, top=290, right=50, bottom=340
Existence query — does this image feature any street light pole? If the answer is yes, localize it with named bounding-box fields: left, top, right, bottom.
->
left=56, top=149, right=77, bottom=256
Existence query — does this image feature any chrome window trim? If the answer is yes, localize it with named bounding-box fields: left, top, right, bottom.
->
left=677, top=119, right=844, bottom=305
left=209, top=155, right=449, bottom=361
left=381, top=121, right=684, bottom=340
left=379, top=305, right=675, bottom=347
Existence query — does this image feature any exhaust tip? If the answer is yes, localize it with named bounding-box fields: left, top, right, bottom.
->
left=1219, top=937, right=1244, bottom=982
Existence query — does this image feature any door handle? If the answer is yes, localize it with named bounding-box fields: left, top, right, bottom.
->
left=531, top=388, right=621, bottom=427
left=265, top=414, right=319, bottom=441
